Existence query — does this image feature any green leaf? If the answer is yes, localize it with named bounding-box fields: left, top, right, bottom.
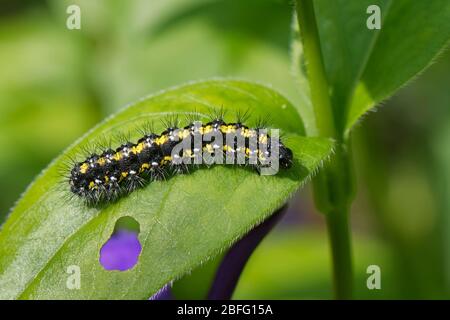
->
left=294, top=0, right=450, bottom=136
left=0, top=80, right=333, bottom=299
left=346, top=0, right=450, bottom=134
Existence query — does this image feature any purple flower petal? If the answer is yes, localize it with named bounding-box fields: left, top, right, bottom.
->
left=99, top=230, right=142, bottom=271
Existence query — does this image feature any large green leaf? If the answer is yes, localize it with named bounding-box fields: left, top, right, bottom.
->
left=294, top=0, right=450, bottom=136
left=0, top=80, right=333, bottom=299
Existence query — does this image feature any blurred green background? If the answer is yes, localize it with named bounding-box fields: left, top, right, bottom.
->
left=0, top=0, right=449, bottom=299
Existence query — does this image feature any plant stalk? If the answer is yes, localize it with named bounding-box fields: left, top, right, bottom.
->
left=325, top=203, right=353, bottom=299
left=295, top=0, right=336, bottom=138
left=295, top=0, right=354, bottom=299
left=313, top=145, right=354, bottom=299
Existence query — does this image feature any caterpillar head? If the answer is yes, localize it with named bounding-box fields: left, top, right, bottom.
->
left=279, top=145, right=293, bottom=169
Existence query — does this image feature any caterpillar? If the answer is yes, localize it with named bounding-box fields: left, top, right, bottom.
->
left=69, top=116, right=293, bottom=205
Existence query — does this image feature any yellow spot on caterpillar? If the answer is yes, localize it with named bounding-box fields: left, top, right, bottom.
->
left=223, top=125, right=237, bottom=133
left=88, top=181, right=95, bottom=189
left=113, top=152, right=122, bottom=161
left=204, top=144, right=214, bottom=153
left=203, top=125, right=212, bottom=134
left=104, top=176, right=109, bottom=182
left=259, top=134, right=268, bottom=144
left=132, top=143, right=145, bottom=154
left=79, top=163, right=89, bottom=174
left=121, top=172, right=128, bottom=178
left=156, top=135, right=168, bottom=145
left=258, top=150, right=266, bottom=161
left=97, top=157, right=106, bottom=166
left=159, top=156, right=172, bottom=166
left=242, top=129, right=256, bottom=138
left=139, top=163, right=150, bottom=173
left=200, top=125, right=214, bottom=134
left=178, top=129, right=190, bottom=139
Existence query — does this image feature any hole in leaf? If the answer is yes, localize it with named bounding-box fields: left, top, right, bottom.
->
left=99, top=216, right=142, bottom=271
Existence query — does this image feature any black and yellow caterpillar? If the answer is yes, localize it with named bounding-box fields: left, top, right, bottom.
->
left=69, top=117, right=293, bottom=205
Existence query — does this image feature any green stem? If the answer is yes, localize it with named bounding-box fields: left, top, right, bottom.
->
left=326, top=204, right=353, bottom=299
left=295, top=0, right=335, bottom=138
left=295, top=0, right=354, bottom=299
left=314, top=145, right=354, bottom=299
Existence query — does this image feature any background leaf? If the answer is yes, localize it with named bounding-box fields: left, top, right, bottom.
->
left=346, top=0, right=450, bottom=133
left=293, top=0, right=450, bottom=135
left=0, top=80, right=333, bottom=299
